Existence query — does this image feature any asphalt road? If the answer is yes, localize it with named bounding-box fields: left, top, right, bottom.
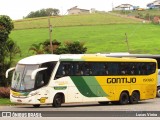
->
left=0, top=98, right=160, bottom=119
left=0, top=98, right=160, bottom=111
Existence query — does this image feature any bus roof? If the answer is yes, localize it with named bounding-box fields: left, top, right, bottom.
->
left=105, top=53, right=160, bottom=58
left=18, top=54, right=60, bottom=64
left=18, top=54, right=157, bottom=65
left=18, top=54, right=86, bottom=64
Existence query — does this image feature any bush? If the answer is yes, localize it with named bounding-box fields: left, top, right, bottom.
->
left=64, top=41, right=87, bottom=54
left=152, top=16, right=160, bottom=24
left=144, top=13, right=150, bottom=20
left=0, top=87, right=10, bottom=98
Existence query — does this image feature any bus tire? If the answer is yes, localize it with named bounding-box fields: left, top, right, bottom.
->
left=52, top=94, right=62, bottom=107
left=129, top=91, right=139, bottom=104
left=157, top=86, right=160, bottom=97
left=98, top=101, right=109, bottom=105
left=33, top=104, right=40, bottom=108
left=119, top=92, right=129, bottom=105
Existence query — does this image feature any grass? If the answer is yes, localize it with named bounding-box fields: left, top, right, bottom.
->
left=13, top=13, right=140, bottom=30
left=10, top=23, right=160, bottom=62
left=8, top=13, right=160, bottom=62
left=0, top=98, right=13, bottom=105
left=111, top=9, right=160, bottom=18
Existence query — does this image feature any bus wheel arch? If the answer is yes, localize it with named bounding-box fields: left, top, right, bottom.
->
left=129, top=90, right=140, bottom=104
left=119, top=91, right=129, bottom=105
left=52, top=93, right=65, bottom=107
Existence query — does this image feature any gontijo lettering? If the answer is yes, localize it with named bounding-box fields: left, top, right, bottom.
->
left=107, top=78, right=136, bottom=83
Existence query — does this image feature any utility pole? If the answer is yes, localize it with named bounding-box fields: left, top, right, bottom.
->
left=112, top=2, right=114, bottom=11
left=48, top=17, right=53, bottom=54
left=125, top=33, right=130, bottom=53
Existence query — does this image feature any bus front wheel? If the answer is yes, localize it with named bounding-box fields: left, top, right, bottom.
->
left=157, top=86, right=160, bottom=97
left=119, top=92, right=129, bottom=105
left=52, top=94, right=62, bottom=107
left=129, top=91, right=139, bottom=104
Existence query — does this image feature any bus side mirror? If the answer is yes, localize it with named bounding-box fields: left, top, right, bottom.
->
left=6, top=67, right=15, bottom=78
left=31, top=67, right=47, bottom=80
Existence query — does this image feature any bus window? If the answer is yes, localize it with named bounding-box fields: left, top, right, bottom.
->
left=103, top=63, right=109, bottom=75
left=148, top=63, right=156, bottom=74
left=74, top=62, right=84, bottom=75
left=55, top=62, right=73, bottom=79
left=93, top=63, right=106, bottom=75
left=83, top=63, right=92, bottom=75
left=130, top=63, right=136, bottom=75
left=35, top=62, right=56, bottom=89
left=35, top=71, right=45, bottom=88
left=108, top=63, right=119, bottom=75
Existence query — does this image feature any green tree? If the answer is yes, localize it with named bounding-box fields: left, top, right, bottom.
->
left=42, top=39, right=61, bottom=53
left=29, top=43, right=44, bottom=54
left=0, top=15, right=14, bottom=42
left=64, top=41, right=87, bottom=54
left=5, top=39, right=21, bottom=62
left=25, top=8, right=60, bottom=18
left=46, top=8, right=60, bottom=16
left=0, top=15, right=14, bottom=86
left=54, top=47, right=68, bottom=54
left=29, top=40, right=87, bottom=55
left=54, top=41, right=87, bottom=54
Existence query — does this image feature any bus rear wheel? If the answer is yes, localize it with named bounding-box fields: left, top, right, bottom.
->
left=52, top=94, right=62, bottom=107
left=119, top=92, right=129, bottom=105
left=129, top=91, right=139, bottom=104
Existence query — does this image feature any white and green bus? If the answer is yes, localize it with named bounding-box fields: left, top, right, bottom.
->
left=6, top=54, right=158, bottom=107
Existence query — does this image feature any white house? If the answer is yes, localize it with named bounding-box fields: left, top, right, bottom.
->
left=147, top=0, right=160, bottom=9
left=114, top=4, right=133, bottom=11
left=68, top=6, right=90, bottom=15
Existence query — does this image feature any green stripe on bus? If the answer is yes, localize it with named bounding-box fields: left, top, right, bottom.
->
left=70, top=76, right=97, bottom=97
left=54, top=86, right=67, bottom=90
left=82, top=76, right=108, bottom=97
left=70, top=76, right=108, bottom=97
left=60, top=59, right=84, bottom=61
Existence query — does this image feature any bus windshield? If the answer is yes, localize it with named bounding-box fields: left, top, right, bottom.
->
left=11, top=64, right=39, bottom=92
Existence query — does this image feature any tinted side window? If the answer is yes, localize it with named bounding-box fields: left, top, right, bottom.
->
left=55, top=62, right=73, bottom=78
left=55, top=61, right=156, bottom=79
left=35, top=62, right=56, bottom=89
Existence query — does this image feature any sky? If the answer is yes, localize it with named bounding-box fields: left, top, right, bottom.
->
left=0, top=0, right=154, bottom=20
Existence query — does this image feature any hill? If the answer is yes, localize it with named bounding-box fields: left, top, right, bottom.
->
left=111, top=9, right=160, bottom=21
left=13, top=13, right=140, bottom=30
left=10, top=13, right=160, bottom=62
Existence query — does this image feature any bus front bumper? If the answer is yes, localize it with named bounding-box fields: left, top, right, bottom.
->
left=10, top=95, right=42, bottom=105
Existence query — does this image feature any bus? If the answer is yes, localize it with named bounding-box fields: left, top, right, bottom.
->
left=6, top=54, right=157, bottom=107
left=105, top=53, right=160, bottom=97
